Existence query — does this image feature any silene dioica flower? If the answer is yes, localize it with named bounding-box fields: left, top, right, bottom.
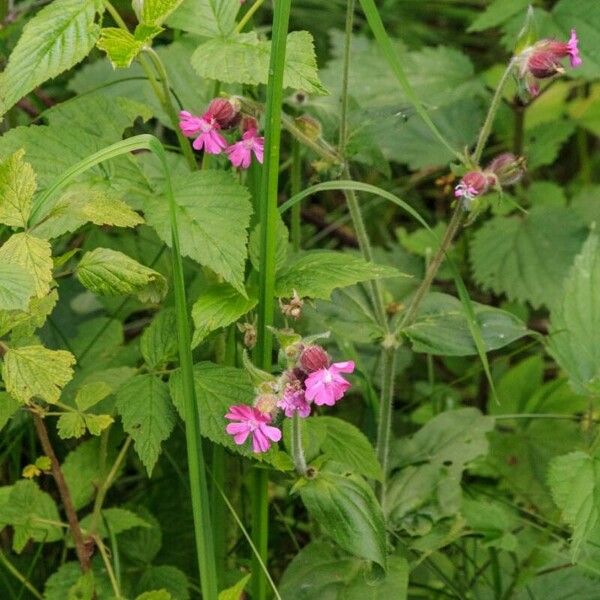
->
left=225, top=342, right=355, bottom=453
left=178, top=98, right=264, bottom=168
left=515, top=28, right=582, bottom=97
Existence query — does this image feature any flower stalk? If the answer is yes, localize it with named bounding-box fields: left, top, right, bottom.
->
left=291, top=413, right=307, bottom=475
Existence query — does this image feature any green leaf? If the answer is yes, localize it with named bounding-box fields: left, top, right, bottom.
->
left=218, top=574, right=251, bottom=600
left=0, top=263, right=35, bottom=312
left=97, top=25, right=163, bottom=69
left=0, top=149, right=36, bottom=228
left=313, top=416, right=382, bottom=481
left=140, top=0, right=185, bottom=26
left=0, top=392, right=20, bottom=432
left=191, top=31, right=327, bottom=95
left=0, top=232, right=53, bottom=298
left=549, top=232, right=600, bottom=396
left=167, top=0, right=240, bottom=37
left=62, top=438, right=107, bottom=510
left=2, top=345, right=76, bottom=404
left=248, top=216, right=289, bottom=272
left=137, top=565, right=190, bottom=600
left=548, top=451, right=600, bottom=560
left=79, top=507, right=149, bottom=538
left=191, top=283, right=256, bottom=347
left=57, top=412, right=87, bottom=439
left=44, top=562, right=113, bottom=600
left=119, top=507, right=163, bottom=565
left=525, top=120, right=575, bottom=169
left=295, top=469, right=387, bottom=568
left=0, top=480, right=62, bottom=552
left=141, top=308, right=179, bottom=369
left=0, top=290, right=58, bottom=340
left=137, top=592, right=173, bottom=600
left=116, top=374, right=177, bottom=475
left=468, top=0, right=530, bottom=32
left=75, top=381, right=113, bottom=411
left=76, top=247, right=167, bottom=304
left=470, top=206, right=588, bottom=309
left=31, top=185, right=144, bottom=239
left=344, top=556, right=408, bottom=599
left=0, top=0, right=102, bottom=115
left=144, top=170, right=252, bottom=294
left=275, top=251, right=404, bottom=300
left=403, top=292, right=530, bottom=356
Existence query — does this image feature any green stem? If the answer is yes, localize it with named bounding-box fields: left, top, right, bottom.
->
left=0, top=549, right=43, bottom=600
left=291, top=413, right=307, bottom=475
left=473, top=60, right=515, bottom=164
left=252, top=2, right=291, bottom=598
left=235, top=0, right=265, bottom=33
left=375, top=347, right=396, bottom=498
left=290, top=139, right=302, bottom=252
left=96, top=537, right=122, bottom=598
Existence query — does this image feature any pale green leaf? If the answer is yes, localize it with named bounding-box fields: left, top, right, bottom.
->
left=470, top=206, right=588, bottom=309
left=116, top=374, right=176, bottom=475
left=0, top=0, right=102, bottom=115
left=218, top=574, right=251, bottom=600
left=141, top=308, right=178, bottom=369
left=0, top=392, right=20, bottom=432
left=57, top=412, right=87, bottom=439
left=0, top=149, right=36, bottom=228
left=84, top=414, right=114, bottom=436
left=191, top=31, right=327, bottom=95
left=0, top=290, right=58, bottom=339
left=167, top=0, right=240, bottom=37
left=31, top=185, right=144, bottom=239
left=549, top=232, right=600, bottom=396
left=191, top=283, right=256, bottom=347
left=275, top=250, right=404, bottom=300
left=143, top=170, right=252, bottom=294
left=548, top=451, right=600, bottom=560
left=0, top=263, right=35, bottom=312
left=2, top=345, right=76, bottom=404
left=97, top=28, right=145, bottom=69
left=77, top=247, right=167, bottom=304
left=0, top=232, right=53, bottom=298
left=141, top=0, right=185, bottom=26
left=75, top=381, right=113, bottom=411
left=137, top=592, right=173, bottom=600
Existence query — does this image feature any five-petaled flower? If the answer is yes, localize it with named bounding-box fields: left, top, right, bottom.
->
left=305, top=361, right=355, bottom=407
left=225, top=405, right=282, bottom=453
left=226, top=128, right=264, bottom=169
left=178, top=110, right=227, bottom=154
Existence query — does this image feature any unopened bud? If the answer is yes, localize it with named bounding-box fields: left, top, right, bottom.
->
left=486, top=153, right=526, bottom=187
left=299, top=345, right=330, bottom=373
left=454, top=171, right=489, bottom=201
left=279, top=290, right=304, bottom=320
left=294, top=115, right=322, bottom=141
left=206, top=97, right=240, bottom=129
left=284, top=342, right=303, bottom=363
left=241, top=116, right=259, bottom=133
left=254, top=393, right=278, bottom=414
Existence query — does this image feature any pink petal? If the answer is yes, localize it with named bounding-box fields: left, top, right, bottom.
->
left=331, top=361, right=355, bottom=374
left=262, top=424, right=282, bottom=443
left=252, top=428, right=270, bottom=453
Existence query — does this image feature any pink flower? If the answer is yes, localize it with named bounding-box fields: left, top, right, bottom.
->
left=567, top=29, right=582, bottom=67
left=226, top=128, right=264, bottom=169
left=304, top=361, right=355, bottom=407
left=178, top=110, right=227, bottom=155
left=225, top=405, right=282, bottom=453
left=454, top=171, right=490, bottom=201
left=277, top=381, right=311, bottom=418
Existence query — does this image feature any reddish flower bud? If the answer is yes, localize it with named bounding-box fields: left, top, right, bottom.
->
left=300, top=345, right=330, bottom=373
left=206, top=98, right=240, bottom=129
left=454, top=171, right=489, bottom=202
left=241, top=116, right=259, bottom=133
left=486, top=153, right=526, bottom=187
left=527, top=51, right=563, bottom=79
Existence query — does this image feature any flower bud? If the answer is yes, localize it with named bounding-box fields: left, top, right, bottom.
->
left=300, top=345, right=330, bottom=373
left=486, top=153, right=526, bottom=187
left=294, top=115, right=322, bottom=141
left=279, top=290, right=304, bottom=320
left=206, top=98, right=240, bottom=129
left=454, top=171, right=489, bottom=200
left=241, top=116, right=259, bottom=133
left=254, top=393, right=278, bottom=414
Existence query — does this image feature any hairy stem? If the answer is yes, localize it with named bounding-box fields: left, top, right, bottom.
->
left=291, top=413, right=307, bottom=475
left=32, top=414, right=91, bottom=571
left=375, top=346, right=396, bottom=497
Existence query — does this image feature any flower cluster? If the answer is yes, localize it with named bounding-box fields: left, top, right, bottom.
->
left=179, top=98, right=264, bottom=169
left=454, top=152, right=526, bottom=209
left=225, top=344, right=355, bottom=453
left=515, top=29, right=582, bottom=97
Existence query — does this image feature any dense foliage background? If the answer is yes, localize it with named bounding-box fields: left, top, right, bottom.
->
left=0, top=0, right=599, bottom=598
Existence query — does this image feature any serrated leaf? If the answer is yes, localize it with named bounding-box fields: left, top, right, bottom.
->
left=77, top=248, right=167, bottom=304
left=57, top=412, right=87, bottom=439
left=275, top=250, right=404, bottom=300
left=79, top=507, right=149, bottom=538
left=143, top=170, right=252, bottom=294
left=296, top=469, right=387, bottom=568
left=549, top=232, right=600, bottom=396
left=31, top=185, right=144, bottom=239
left=75, top=381, right=113, bottom=411
left=191, top=31, right=327, bottom=95
left=525, top=120, right=575, bottom=169
left=116, top=374, right=176, bottom=475
left=0, top=263, right=35, bottom=312
left=137, top=565, right=190, bottom=600
left=0, top=289, right=58, bottom=339
left=141, top=309, right=178, bottom=369
left=0, top=232, right=53, bottom=298
left=548, top=451, right=600, bottom=560
left=0, top=149, right=36, bottom=228
left=0, top=480, right=62, bottom=552
left=141, top=0, right=185, bottom=26
left=2, top=345, right=75, bottom=404
left=470, top=206, right=588, bottom=309
left=167, top=0, right=240, bottom=37
left=191, top=283, right=256, bottom=347
left=84, top=414, right=114, bottom=436
left=468, top=0, right=530, bottom=32
left=0, top=0, right=102, bottom=115
left=44, top=562, right=113, bottom=600
left=248, top=216, right=289, bottom=272
left=403, top=292, right=529, bottom=356
left=97, top=27, right=161, bottom=69
left=0, top=392, right=20, bottom=432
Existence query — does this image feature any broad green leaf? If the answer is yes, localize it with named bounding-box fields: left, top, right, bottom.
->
left=191, top=31, right=327, bottom=95
left=137, top=565, right=190, bottom=600
left=141, top=0, right=185, bottom=26
left=143, top=170, right=252, bottom=294
left=403, top=292, right=529, bottom=356
left=295, top=468, right=387, bottom=568
left=44, top=562, right=113, bottom=600
left=119, top=507, right=162, bottom=565
left=468, top=0, right=530, bottom=32
left=525, top=120, right=575, bottom=169
left=97, top=26, right=163, bottom=69
left=0, top=263, right=35, bottom=311
left=79, top=507, right=149, bottom=538
left=0, top=232, right=53, bottom=298
left=2, top=345, right=76, bottom=404
left=116, top=374, right=176, bottom=475
left=76, top=248, right=167, bottom=304
left=314, top=416, right=382, bottom=481
left=191, top=283, right=257, bottom=347
left=344, top=556, right=408, bottom=599
left=75, top=381, right=113, bottom=411
left=0, top=0, right=102, bottom=115
left=470, top=206, right=588, bottom=309
left=0, top=149, right=36, bottom=228
left=137, top=592, right=173, bottom=600
left=167, top=0, right=240, bottom=37
left=1, top=290, right=59, bottom=340
left=84, top=413, right=114, bottom=435
left=461, top=497, right=518, bottom=551
left=548, top=451, right=600, bottom=560
left=0, top=480, right=62, bottom=552
left=275, top=251, right=404, bottom=300
left=31, top=185, right=144, bottom=239
left=57, top=412, right=87, bottom=439
left=218, top=574, right=251, bottom=600
left=62, top=438, right=108, bottom=510
left=248, top=216, right=289, bottom=272
left=141, top=308, right=178, bottom=369
left=65, top=571, right=95, bottom=600
left=0, top=392, right=20, bottom=432
left=549, top=232, right=600, bottom=396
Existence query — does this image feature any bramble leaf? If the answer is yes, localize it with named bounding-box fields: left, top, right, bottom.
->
left=0, top=263, right=36, bottom=312
left=167, top=0, right=240, bottom=37
left=0, top=149, right=36, bottom=228
left=141, top=309, right=179, bottom=369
